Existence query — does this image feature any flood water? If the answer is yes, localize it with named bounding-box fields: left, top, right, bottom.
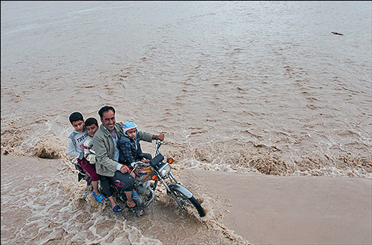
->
left=1, top=1, right=371, bottom=244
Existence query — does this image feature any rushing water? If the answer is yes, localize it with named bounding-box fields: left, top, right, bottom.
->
left=1, top=1, right=371, bottom=244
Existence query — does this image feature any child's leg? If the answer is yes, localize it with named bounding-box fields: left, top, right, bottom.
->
left=78, top=159, right=102, bottom=194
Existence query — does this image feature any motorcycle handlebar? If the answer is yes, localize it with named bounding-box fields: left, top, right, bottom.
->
left=155, top=140, right=162, bottom=155
left=131, top=161, right=146, bottom=169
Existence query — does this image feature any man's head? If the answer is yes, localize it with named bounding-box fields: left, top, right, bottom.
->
left=69, top=112, right=84, bottom=133
left=98, top=106, right=116, bottom=132
left=85, top=117, right=98, bottom=137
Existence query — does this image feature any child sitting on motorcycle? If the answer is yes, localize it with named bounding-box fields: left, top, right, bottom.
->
left=117, top=120, right=164, bottom=166
left=67, top=112, right=106, bottom=204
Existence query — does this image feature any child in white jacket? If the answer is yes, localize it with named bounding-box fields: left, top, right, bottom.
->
left=67, top=112, right=107, bottom=204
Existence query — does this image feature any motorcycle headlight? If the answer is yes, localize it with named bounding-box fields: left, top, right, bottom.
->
left=158, top=162, right=171, bottom=177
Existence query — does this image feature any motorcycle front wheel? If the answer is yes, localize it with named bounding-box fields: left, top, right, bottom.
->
left=169, top=188, right=206, bottom=217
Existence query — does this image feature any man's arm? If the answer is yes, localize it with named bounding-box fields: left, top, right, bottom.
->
left=92, top=133, right=120, bottom=172
left=138, top=131, right=164, bottom=142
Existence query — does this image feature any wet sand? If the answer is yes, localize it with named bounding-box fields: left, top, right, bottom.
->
left=2, top=155, right=371, bottom=244
left=181, top=170, right=372, bottom=244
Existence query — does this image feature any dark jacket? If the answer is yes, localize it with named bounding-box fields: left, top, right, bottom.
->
left=118, top=130, right=144, bottom=165
left=92, top=123, right=153, bottom=177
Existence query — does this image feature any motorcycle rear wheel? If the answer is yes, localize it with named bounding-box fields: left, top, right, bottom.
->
left=169, top=188, right=206, bottom=217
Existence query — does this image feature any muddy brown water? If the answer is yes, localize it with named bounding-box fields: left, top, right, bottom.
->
left=1, top=2, right=371, bottom=244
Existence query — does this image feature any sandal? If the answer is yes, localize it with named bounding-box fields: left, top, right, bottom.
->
left=93, top=191, right=107, bottom=203
left=113, top=205, right=123, bottom=213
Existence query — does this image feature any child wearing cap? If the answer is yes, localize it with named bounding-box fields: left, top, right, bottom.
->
left=117, top=120, right=153, bottom=166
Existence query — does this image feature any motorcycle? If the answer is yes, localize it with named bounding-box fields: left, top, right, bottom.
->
left=70, top=140, right=206, bottom=218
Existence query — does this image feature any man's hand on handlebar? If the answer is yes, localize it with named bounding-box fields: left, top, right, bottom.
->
left=153, top=134, right=165, bottom=141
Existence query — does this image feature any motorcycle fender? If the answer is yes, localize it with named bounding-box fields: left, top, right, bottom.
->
left=168, top=183, right=193, bottom=198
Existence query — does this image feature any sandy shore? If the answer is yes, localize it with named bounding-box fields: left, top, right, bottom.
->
left=2, top=156, right=371, bottom=244
left=182, top=169, right=372, bottom=244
